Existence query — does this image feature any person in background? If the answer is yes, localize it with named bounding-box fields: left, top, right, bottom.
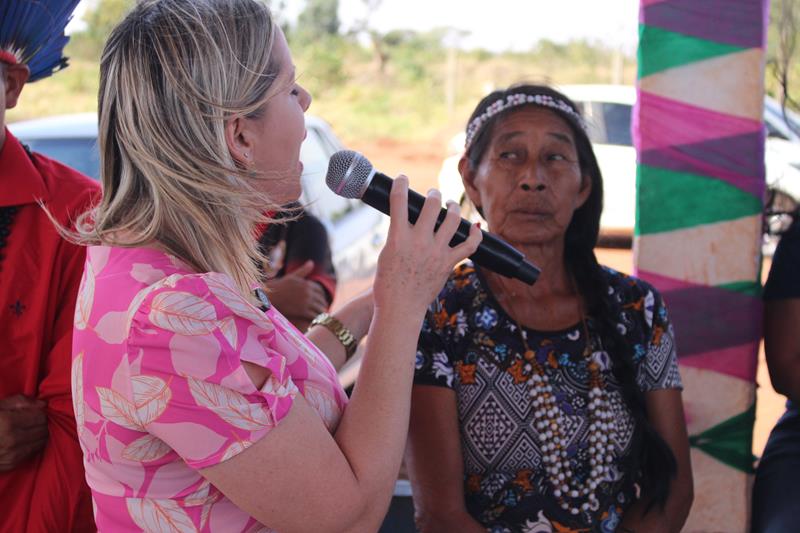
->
left=752, top=215, right=800, bottom=533
left=406, top=84, right=693, bottom=532
left=0, top=1, right=99, bottom=531
left=68, top=1, right=482, bottom=531
left=258, top=203, right=337, bottom=331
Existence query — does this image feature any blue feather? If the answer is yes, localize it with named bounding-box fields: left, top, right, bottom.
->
left=0, top=0, right=82, bottom=82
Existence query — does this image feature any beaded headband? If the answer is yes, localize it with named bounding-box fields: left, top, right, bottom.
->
left=0, top=50, right=17, bottom=66
left=464, top=92, right=587, bottom=150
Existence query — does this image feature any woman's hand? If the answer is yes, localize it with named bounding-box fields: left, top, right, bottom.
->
left=264, top=260, right=329, bottom=327
left=0, top=395, right=49, bottom=472
left=373, top=176, right=482, bottom=317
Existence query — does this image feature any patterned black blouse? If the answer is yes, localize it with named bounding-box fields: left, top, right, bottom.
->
left=414, top=262, right=682, bottom=533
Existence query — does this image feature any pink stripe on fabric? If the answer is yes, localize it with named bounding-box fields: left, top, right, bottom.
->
left=633, top=269, right=693, bottom=290
left=633, top=91, right=763, bottom=152
left=639, top=0, right=671, bottom=23
left=679, top=342, right=759, bottom=382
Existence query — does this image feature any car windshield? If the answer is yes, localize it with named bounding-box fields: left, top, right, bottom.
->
left=601, top=103, right=633, bottom=146
left=571, top=100, right=633, bottom=147
left=22, top=137, right=100, bottom=180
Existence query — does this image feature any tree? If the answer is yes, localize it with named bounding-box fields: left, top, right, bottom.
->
left=294, top=0, right=340, bottom=45
left=771, top=0, right=799, bottom=136
left=67, top=0, right=135, bottom=60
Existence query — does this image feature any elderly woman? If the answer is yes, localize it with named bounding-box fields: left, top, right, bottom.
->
left=68, top=1, right=481, bottom=531
left=406, top=85, right=693, bottom=532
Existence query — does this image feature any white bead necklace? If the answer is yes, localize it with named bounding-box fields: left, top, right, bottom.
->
left=516, top=313, right=619, bottom=518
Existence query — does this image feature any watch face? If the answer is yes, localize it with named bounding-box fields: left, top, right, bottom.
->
left=253, top=288, right=271, bottom=311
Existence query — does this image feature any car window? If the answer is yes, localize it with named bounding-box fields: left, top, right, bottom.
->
left=571, top=100, right=605, bottom=145
left=21, top=137, right=100, bottom=180
left=600, top=103, right=633, bottom=147
left=300, top=127, right=357, bottom=224
left=765, top=116, right=790, bottom=140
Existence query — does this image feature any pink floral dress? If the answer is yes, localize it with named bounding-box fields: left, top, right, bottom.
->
left=71, top=246, right=348, bottom=532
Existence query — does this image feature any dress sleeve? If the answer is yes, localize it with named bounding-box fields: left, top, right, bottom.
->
left=414, top=297, right=457, bottom=389
left=636, top=289, right=683, bottom=392
left=125, top=274, right=298, bottom=470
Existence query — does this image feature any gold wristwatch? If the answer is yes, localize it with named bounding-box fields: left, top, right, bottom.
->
left=309, top=312, right=358, bottom=359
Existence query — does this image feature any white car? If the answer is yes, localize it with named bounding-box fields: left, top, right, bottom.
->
left=9, top=113, right=388, bottom=296
left=438, top=85, right=800, bottom=244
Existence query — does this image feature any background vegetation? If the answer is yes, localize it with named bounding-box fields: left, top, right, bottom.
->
left=8, top=0, right=798, bottom=147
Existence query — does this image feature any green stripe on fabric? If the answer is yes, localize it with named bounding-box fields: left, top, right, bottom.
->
left=638, top=25, right=745, bottom=78
left=636, top=165, right=762, bottom=235
left=689, top=404, right=756, bottom=473
left=717, top=280, right=761, bottom=297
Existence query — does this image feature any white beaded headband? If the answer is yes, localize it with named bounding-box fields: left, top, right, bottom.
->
left=464, top=92, right=587, bottom=150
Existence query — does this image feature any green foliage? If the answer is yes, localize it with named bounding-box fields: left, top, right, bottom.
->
left=294, top=0, right=340, bottom=45
left=9, top=0, right=640, bottom=144
left=68, top=0, right=136, bottom=61
left=765, top=0, right=800, bottom=112
left=294, top=35, right=348, bottom=95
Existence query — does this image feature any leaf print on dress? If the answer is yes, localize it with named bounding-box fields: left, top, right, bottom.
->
left=303, top=383, right=340, bottom=431
left=122, top=434, right=172, bottom=463
left=187, top=377, right=275, bottom=430
left=221, top=440, right=253, bottom=462
left=187, top=481, right=221, bottom=530
left=75, top=261, right=95, bottom=330
left=72, top=352, right=85, bottom=437
left=97, top=387, right=144, bottom=431
left=126, top=275, right=182, bottom=336
left=260, top=370, right=296, bottom=400
left=126, top=498, right=197, bottom=533
left=205, top=274, right=273, bottom=331
left=271, top=312, right=329, bottom=373
left=131, top=376, right=172, bottom=425
left=217, top=316, right=239, bottom=349
left=149, top=291, right=218, bottom=336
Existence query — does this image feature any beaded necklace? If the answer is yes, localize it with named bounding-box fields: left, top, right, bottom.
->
left=514, top=300, right=618, bottom=517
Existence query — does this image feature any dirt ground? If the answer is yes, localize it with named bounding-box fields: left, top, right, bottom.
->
left=340, top=137, right=784, bottom=459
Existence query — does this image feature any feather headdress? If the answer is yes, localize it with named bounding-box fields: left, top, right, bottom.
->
left=0, top=0, right=82, bottom=82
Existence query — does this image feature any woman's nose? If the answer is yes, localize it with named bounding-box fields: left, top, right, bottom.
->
left=300, top=85, right=312, bottom=111
left=520, top=166, right=546, bottom=192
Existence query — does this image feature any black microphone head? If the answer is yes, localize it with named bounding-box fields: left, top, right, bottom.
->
left=326, top=150, right=375, bottom=199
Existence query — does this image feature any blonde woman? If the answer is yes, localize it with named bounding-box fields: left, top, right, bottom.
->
left=69, top=0, right=482, bottom=531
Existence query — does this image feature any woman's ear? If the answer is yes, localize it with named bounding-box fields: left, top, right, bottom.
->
left=459, top=155, right=483, bottom=211
left=3, top=63, right=30, bottom=109
left=576, top=173, right=593, bottom=209
left=225, top=115, right=253, bottom=166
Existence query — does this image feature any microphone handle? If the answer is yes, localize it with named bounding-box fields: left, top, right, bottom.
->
left=362, top=172, right=540, bottom=285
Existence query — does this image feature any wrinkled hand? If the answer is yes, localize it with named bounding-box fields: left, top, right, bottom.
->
left=264, top=260, right=329, bottom=324
left=373, top=176, right=482, bottom=316
left=0, top=395, right=48, bottom=472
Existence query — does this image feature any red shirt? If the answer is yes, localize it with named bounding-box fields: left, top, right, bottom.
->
left=0, top=129, right=100, bottom=532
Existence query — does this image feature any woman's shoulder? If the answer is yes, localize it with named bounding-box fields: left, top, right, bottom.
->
left=600, top=265, right=664, bottom=307
left=445, top=260, right=480, bottom=290
left=434, top=260, right=482, bottom=307
left=127, top=269, right=276, bottom=340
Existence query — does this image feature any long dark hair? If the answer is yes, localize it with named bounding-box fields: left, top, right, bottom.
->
left=465, top=84, right=677, bottom=508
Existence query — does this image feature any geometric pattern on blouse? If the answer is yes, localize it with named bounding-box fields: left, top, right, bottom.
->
left=414, top=261, right=683, bottom=531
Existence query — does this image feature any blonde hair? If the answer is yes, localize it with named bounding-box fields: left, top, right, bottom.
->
left=75, top=0, right=284, bottom=294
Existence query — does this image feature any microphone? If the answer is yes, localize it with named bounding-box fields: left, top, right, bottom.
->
left=326, top=150, right=540, bottom=285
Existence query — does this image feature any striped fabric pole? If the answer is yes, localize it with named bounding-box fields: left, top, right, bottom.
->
left=634, top=1, right=768, bottom=529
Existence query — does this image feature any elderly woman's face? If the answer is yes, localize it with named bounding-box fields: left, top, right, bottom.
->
left=461, top=107, right=591, bottom=247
